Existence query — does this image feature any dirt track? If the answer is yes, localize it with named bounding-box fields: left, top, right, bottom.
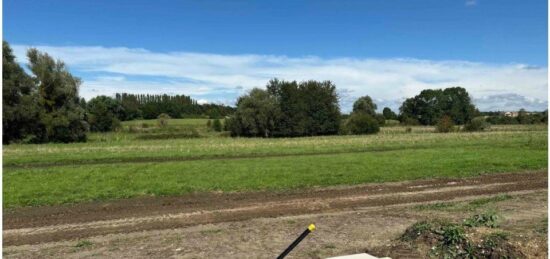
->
left=3, top=171, right=547, bottom=247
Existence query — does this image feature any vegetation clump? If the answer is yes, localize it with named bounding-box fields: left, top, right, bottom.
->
left=212, top=118, right=222, bottom=132
left=157, top=113, right=171, bottom=128
left=463, top=211, right=500, bottom=228
left=463, top=116, right=490, bottom=132
left=229, top=79, right=340, bottom=137
left=400, top=87, right=476, bottom=125
left=346, top=112, right=380, bottom=135
left=435, top=115, right=455, bottom=133
left=400, top=217, right=522, bottom=258
left=3, top=41, right=88, bottom=144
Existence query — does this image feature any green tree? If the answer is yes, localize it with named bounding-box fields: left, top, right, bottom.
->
left=230, top=88, right=279, bottom=137
left=27, top=48, right=88, bottom=143
left=230, top=79, right=340, bottom=137
left=2, top=41, right=41, bottom=143
left=86, top=96, right=123, bottom=132
left=399, top=87, right=476, bottom=125
left=352, top=96, right=377, bottom=116
left=382, top=107, right=397, bottom=120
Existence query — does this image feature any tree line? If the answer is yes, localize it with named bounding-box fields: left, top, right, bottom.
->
left=4, top=40, right=547, bottom=143
left=2, top=41, right=233, bottom=143
left=228, top=81, right=547, bottom=137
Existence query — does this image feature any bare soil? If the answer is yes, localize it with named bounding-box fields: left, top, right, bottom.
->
left=3, top=171, right=547, bottom=258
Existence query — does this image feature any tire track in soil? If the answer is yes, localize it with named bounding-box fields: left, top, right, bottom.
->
left=3, top=171, right=547, bottom=246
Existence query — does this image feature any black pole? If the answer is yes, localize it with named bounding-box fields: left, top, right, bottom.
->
left=277, top=224, right=316, bottom=259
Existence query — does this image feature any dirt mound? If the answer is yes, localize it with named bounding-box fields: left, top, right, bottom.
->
left=373, top=218, right=525, bottom=258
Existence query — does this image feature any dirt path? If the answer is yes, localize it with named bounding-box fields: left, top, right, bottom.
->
left=3, top=171, right=547, bottom=247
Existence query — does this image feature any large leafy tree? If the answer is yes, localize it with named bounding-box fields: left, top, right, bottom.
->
left=352, top=95, right=377, bottom=116
left=399, top=87, right=476, bottom=125
left=382, top=107, right=397, bottom=120
left=27, top=48, right=88, bottom=142
left=228, top=88, right=279, bottom=137
left=230, top=79, right=341, bottom=137
left=2, top=41, right=40, bottom=143
left=266, top=79, right=340, bottom=137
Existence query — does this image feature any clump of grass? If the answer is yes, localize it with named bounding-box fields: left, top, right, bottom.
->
left=414, top=202, right=455, bottom=210
left=462, top=211, right=501, bottom=228
left=415, top=194, right=513, bottom=212
left=402, top=219, right=522, bottom=258
left=75, top=240, right=93, bottom=248
left=400, top=221, right=435, bottom=242
left=535, top=217, right=547, bottom=235
left=467, top=194, right=512, bottom=207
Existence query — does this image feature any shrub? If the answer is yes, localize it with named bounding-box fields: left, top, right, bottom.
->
left=157, top=113, right=171, bottom=128
left=435, top=115, right=455, bottom=133
left=212, top=119, right=222, bottom=132
left=346, top=113, right=380, bottom=135
left=375, top=114, right=386, bottom=126
left=463, top=116, right=490, bottom=132
left=463, top=211, right=500, bottom=228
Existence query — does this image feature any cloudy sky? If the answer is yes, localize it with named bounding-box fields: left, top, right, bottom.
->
left=5, top=0, right=548, bottom=112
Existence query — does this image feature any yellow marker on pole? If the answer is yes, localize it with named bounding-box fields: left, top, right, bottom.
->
left=277, top=224, right=316, bottom=259
left=308, top=224, right=316, bottom=231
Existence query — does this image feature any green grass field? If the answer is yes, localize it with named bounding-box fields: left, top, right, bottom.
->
left=3, top=122, right=548, bottom=208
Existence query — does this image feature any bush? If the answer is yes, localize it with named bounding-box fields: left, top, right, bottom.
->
left=212, top=119, right=222, bottom=132
left=157, top=113, right=171, bottom=128
left=463, top=211, right=500, bottom=228
left=436, top=115, right=455, bottom=133
left=463, top=116, right=490, bottom=132
left=346, top=113, right=380, bottom=135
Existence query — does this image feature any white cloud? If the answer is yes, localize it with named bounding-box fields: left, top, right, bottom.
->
left=11, top=44, right=548, bottom=111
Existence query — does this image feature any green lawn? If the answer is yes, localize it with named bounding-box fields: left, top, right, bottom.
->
left=3, top=123, right=548, bottom=208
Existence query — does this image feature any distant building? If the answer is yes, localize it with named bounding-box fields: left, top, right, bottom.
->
left=503, top=111, right=518, bottom=117
left=503, top=111, right=533, bottom=117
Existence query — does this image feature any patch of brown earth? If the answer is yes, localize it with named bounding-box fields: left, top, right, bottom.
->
left=3, top=171, right=546, bottom=247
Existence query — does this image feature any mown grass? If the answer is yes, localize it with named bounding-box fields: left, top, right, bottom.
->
left=4, top=145, right=547, bottom=208
left=3, top=124, right=547, bottom=208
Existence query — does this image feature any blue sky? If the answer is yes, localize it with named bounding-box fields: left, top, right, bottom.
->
left=4, top=0, right=548, bottom=111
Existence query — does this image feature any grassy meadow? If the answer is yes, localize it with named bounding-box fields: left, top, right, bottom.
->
left=3, top=119, right=548, bottom=208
